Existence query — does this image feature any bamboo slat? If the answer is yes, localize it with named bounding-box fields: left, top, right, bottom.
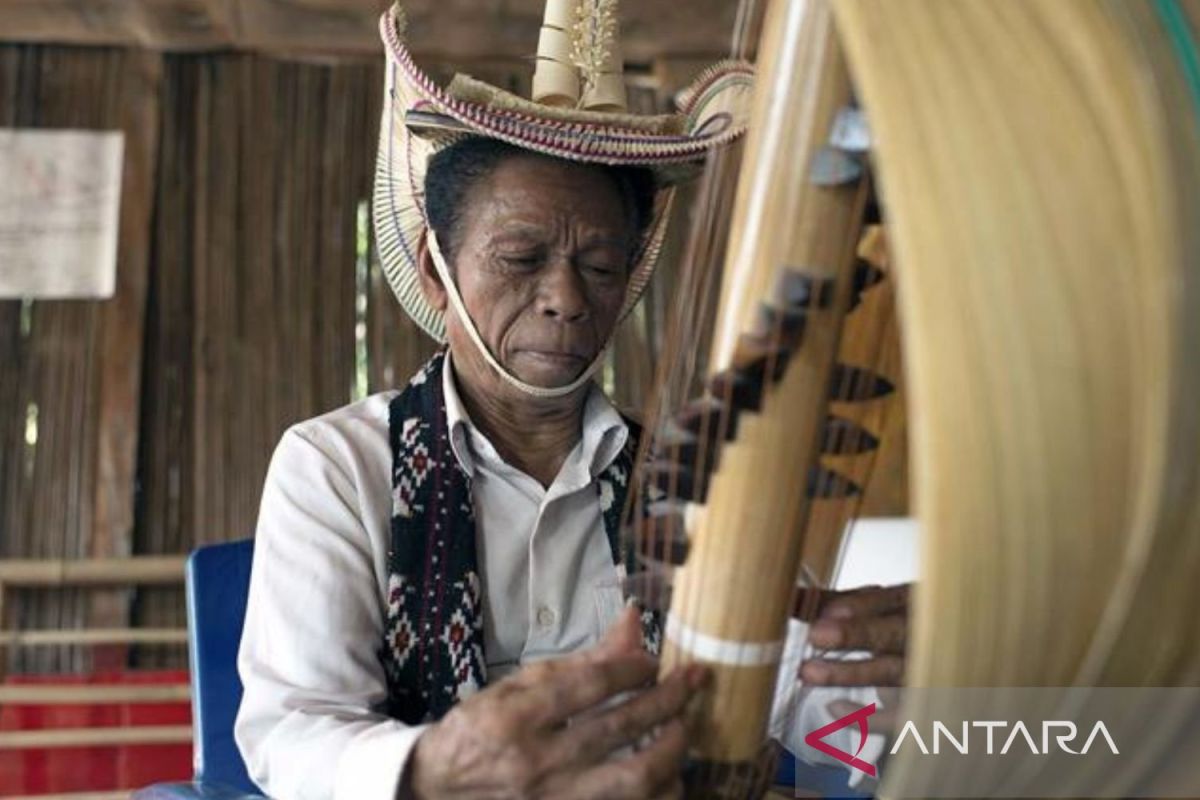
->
left=0, top=628, right=187, bottom=648
left=0, top=557, right=185, bottom=587
left=0, top=683, right=190, bottom=704
left=0, top=724, right=192, bottom=749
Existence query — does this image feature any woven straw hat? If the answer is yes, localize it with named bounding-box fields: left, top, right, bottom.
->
left=372, top=2, right=754, bottom=343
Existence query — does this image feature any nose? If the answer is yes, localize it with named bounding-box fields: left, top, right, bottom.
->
left=536, top=260, right=590, bottom=324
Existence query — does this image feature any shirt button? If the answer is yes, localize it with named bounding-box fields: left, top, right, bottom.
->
left=536, top=606, right=557, bottom=628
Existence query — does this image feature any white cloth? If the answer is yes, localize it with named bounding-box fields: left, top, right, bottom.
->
left=235, top=358, right=631, bottom=800
left=771, top=620, right=883, bottom=790
left=235, top=356, right=859, bottom=800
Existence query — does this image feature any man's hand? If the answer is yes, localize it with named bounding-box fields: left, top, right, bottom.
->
left=404, top=607, right=706, bottom=800
left=799, top=583, right=910, bottom=687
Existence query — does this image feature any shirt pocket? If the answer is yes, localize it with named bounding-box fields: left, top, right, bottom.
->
left=591, top=572, right=627, bottom=638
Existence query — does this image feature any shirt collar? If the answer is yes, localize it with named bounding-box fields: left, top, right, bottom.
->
left=442, top=350, right=629, bottom=482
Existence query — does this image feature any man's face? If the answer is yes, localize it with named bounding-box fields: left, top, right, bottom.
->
left=443, top=155, right=636, bottom=389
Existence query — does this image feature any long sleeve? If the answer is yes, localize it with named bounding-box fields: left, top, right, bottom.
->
left=235, top=424, right=427, bottom=800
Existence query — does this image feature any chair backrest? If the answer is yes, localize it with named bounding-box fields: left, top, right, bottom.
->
left=186, top=539, right=259, bottom=794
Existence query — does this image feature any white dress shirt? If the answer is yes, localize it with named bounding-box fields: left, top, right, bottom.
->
left=235, top=356, right=862, bottom=800
left=236, top=357, right=634, bottom=800
left=443, top=359, right=631, bottom=680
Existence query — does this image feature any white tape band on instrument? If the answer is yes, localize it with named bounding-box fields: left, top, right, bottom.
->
left=665, top=614, right=786, bottom=667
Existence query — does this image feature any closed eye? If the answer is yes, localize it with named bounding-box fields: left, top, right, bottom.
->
left=500, top=253, right=543, bottom=269
left=581, top=259, right=626, bottom=277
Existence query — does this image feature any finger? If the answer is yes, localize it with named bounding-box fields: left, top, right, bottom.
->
left=808, top=613, right=907, bottom=654
left=553, top=665, right=708, bottom=767
left=594, top=606, right=645, bottom=657
left=819, top=583, right=910, bottom=620
left=507, top=650, right=659, bottom=726
left=792, top=586, right=835, bottom=622
left=800, top=654, right=905, bottom=687
left=562, top=718, right=688, bottom=800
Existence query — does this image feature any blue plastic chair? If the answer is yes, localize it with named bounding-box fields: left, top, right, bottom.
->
left=135, top=539, right=265, bottom=799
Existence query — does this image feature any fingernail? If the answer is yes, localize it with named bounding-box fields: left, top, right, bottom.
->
left=810, top=619, right=843, bottom=647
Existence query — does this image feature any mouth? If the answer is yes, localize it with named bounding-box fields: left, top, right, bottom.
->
left=515, top=349, right=589, bottom=365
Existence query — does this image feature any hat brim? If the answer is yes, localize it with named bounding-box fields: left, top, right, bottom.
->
left=372, top=5, right=753, bottom=343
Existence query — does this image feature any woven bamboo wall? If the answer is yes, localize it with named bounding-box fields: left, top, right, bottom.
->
left=131, top=54, right=383, bottom=664
left=0, top=45, right=160, bottom=672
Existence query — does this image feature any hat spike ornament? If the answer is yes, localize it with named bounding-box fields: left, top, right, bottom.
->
left=533, top=0, right=627, bottom=112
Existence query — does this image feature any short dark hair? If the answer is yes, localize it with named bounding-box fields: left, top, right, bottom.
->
left=423, top=137, right=658, bottom=265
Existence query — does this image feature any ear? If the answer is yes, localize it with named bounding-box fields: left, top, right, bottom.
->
left=415, top=231, right=448, bottom=313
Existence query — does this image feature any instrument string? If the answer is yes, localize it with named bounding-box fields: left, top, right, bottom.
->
left=624, top=0, right=756, bottom=615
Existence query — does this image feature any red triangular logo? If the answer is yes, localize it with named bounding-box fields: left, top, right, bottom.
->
left=803, top=701, right=877, bottom=777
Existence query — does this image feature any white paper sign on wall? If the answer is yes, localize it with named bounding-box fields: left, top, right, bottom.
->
left=0, top=129, right=125, bottom=299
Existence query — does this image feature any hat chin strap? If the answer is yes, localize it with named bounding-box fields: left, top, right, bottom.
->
left=426, top=230, right=610, bottom=400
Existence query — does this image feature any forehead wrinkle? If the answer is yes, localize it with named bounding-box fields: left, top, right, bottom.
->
left=488, top=163, right=626, bottom=213
left=465, top=162, right=634, bottom=252
left=483, top=204, right=630, bottom=245
left=481, top=221, right=627, bottom=255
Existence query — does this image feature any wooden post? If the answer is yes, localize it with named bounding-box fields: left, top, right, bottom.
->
left=90, top=49, right=164, bottom=671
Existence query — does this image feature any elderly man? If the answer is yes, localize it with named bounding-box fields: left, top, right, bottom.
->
left=235, top=5, right=907, bottom=800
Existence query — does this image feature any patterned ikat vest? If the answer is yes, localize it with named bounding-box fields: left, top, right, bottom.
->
left=378, top=352, right=658, bottom=724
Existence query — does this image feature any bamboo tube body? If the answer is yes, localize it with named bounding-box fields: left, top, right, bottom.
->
left=533, top=0, right=582, bottom=106
left=660, top=0, right=867, bottom=765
